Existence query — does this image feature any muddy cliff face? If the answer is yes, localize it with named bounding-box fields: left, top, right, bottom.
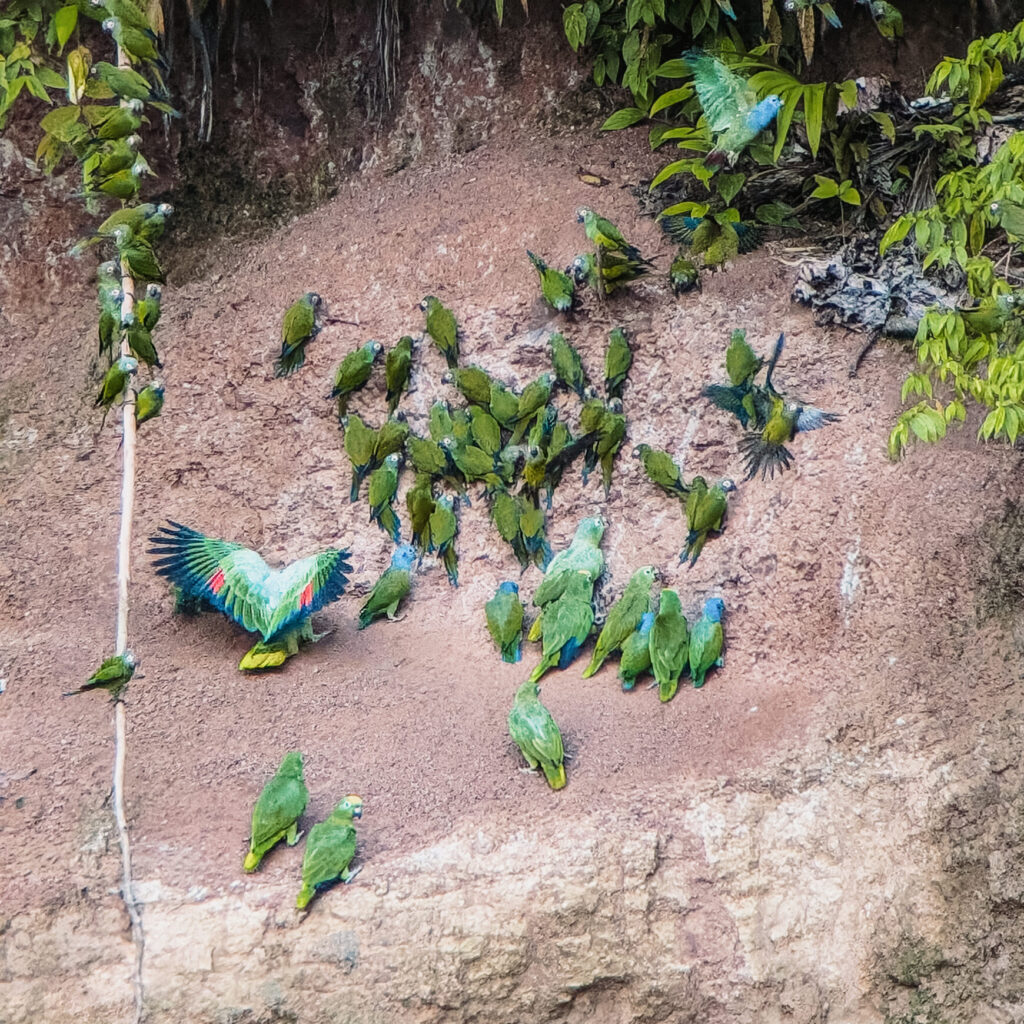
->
left=2, top=5, right=1024, bottom=1024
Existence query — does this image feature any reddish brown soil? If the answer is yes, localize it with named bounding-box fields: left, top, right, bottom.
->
left=2, top=125, right=1019, bottom=918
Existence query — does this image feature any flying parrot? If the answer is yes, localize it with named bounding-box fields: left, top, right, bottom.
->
left=650, top=588, right=689, bottom=703
left=385, top=335, right=414, bottom=416
left=485, top=580, right=525, bottom=663
left=633, top=443, right=689, bottom=498
left=684, top=49, right=783, bottom=165
left=367, top=453, right=402, bottom=543
left=581, top=565, right=658, bottom=678
left=661, top=215, right=763, bottom=255
left=296, top=795, right=364, bottom=910
left=738, top=396, right=838, bottom=481
left=149, top=521, right=352, bottom=665
left=274, top=292, right=323, bottom=378
left=604, top=327, right=632, bottom=400
left=508, top=679, right=566, bottom=789
left=331, top=340, right=384, bottom=417
left=358, top=544, right=416, bottom=628
left=682, top=476, right=736, bottom=566
left=243, top=751, right=308, bottom=872
left=134, top=380, right=164, bottom=427
left=527, top=249, right=575, bottom=313
left=619, top=611, right=654, bottom=691
left=421, top=295, right=459, bottom=368
left=63, top=650, right=136, bottom=698
left=689, top=596, right=725, bottom=688
left=549, top=332, right=588, bottom=398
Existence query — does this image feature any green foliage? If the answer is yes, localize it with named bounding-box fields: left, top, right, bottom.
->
left=883, top=19, right=1024, bottom=457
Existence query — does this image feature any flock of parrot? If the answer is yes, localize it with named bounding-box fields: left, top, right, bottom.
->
left=73, top=48, right=848, bottom=907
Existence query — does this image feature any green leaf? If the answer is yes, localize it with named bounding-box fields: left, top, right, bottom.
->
left=837, top=78, right=858, bottom=109
left=803, top=83, right=826, bottom=158
left=880, top=214, right=913, bottom=256
left=24, top=74, right=50, bottom=103
left=53, top=5, right=77, bottom=49
left=756, top=201, right=796, bottom=225
left=601, top=107, right=647, bottom=130
left=869, top=110, right=895, bottom=143
left=810, top=174, right=839, bottom=200
left=659, top=200, right=709, bottom=218
left=651, top=159, right=694, bottom=188
left=840, top=185, right=861, bottom=206
left=39, top=102, right=78, bottom=137
left=563, top=4, right=587, bottom=51
left=716, top=173, right=745, bottom=204
left=653, top=58, right=691, bottom=78
left=649, top=84, right=692, bottom=116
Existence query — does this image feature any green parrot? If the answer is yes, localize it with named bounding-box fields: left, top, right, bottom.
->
left=89, top=201, right=172, bottom=247
left=358, top=544, right=416, bottom=628
left=528, top=571, right=595, bottom=682
left=331, top=340, right=384, bottom=417
left=63, top=650, right=136, bottom=698
left=670, top=252, right=700, bottom=294
left=385, top=335, right=414, bottom=416
left=570, top=250, right=652, bottom=297
left=701, top=222, right=741, bottom=269
left=97, top=282, right=124, bottom=360
left=274, top=292, right=323, bottom=378
left=633, top=443, right=689, bottom=498
left=619, top=611, right=654, bottom=691
left=485, top=580, right=525, bottom=663
left=101, top=16, right=163, bottom=67
left=957, top=293, right=1023, bottom=336
left=527, top=249, right=575, bottom=312
left=604, top=327, right=632, bottom=400
left=443, top=364, right=492, bottom=408
left=367, top=453, right=402, bottom=543
left=738, top=396, right=838, bottom=481
left=689, top=597, right=725, bottom=688
left=134, top=282, right=162, bottom=331
left=373, top=414, right=410, bottom=463
left=421, top=295, right=459, bottom=368
left=575, top=207, right=645, bottom=260
left=243, top=751, right=308, bottom=872
left=112, top=229, right=164, bottom=284
left=508, top=679, right=566, bottom=789
left=510, top=372, right=554, bottom=444
left=86, top=162, right=143, bottom=201
left=97, top=0, right=159, bottom=36
left=134, top=380, right=164, bottom=427
left=96, top=354, right=138, bottom=424
left=427, top=494, right=459, bottom=586
left=238, top=618, right=324, bottom=671
left=682, top=476, right=736, bottom=566
left=650, top=589, right=689, bottom=703
left=488, top=377, right=521, bottom=429
left=296, top=795, right=364, bottom=910
left=863, top=0, right=902, bottom=41
left=123, top=314, right=161, bottom=368
left=490, top=489, right=530, bottom=569
left=89, top=60, right=163, bottom=103
left=469, top=406, right=502, bottom=455
left=440, top=436, right=506, bottom=490
left=343, top=413, right=378, bottom=503
left=406, top=432, right=449, bottom=478
left=703, top=330, right=783, bottom=429
left=82, top=136, right=142, bottom=193
left=549, top=332, right=588, bottom=398
left=990, top=200, right=1024, bottom=240
left=581, top=565, right=658, bottom=678
left=406, top=473, right=437, bottom=553
left=149, top=521, right=352, bottom=661
left=592, top=398, right=626, bottom=497
left=532, top=515, right=605, bottom=611
left=517, top=497, right=551, bottom=569
left=87, top=101, right=144, bottom=144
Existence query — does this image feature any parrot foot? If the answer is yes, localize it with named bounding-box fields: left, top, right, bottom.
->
left=306, top=629, right=331, bottom=644
left=385, top=611, right=406, bottom=623
left=519, top=766, right=539, bottom=775
left=343, top=865, right=362, bottom=884
left=715, top=656, right=724, bottom=668
left=646, top=680, right=658, bottom=690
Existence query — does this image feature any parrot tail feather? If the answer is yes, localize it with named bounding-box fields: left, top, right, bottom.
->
left=542, top=761, right=567, bottom=790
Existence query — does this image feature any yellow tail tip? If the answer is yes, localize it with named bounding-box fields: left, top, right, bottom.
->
left=243, top=851, right=260, bottom=872
left=295, top=889, right=311, bottom=910
left=545, top=764, right=567, bottom=790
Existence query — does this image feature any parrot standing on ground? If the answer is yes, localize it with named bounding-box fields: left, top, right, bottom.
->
left=670, top=252, right=701, bottom=294
left=331, top=340, right=384, bottom=417
left=528, top=571, right=596, bottom=682
left=619, top=612, right=655, bottom=691
left=576, top=207, right=645, bottom=261
left=581, top=566, right=657, bottom=678
left=63, top=650, right=136, bottom=698
left=531, top=515, right=605, bottom=612
left=527, top=250, right=576, bottom=313
left=274, top=292, right=322, bottom=378
left=570, top=250, right=652, bottom=296
left=421, top=295, right=460, bottom=368
left=689, top=597, right=726, bottom=687
left=296, top=796, right=364, bottom=910
left=684, top=49, right=784, bottom=165
left=508, top=680, right=567, bottom=789
left=650, top=589, right=690, bottom=703
left=485, top=581, right=525, bottom=663
left=385, top=335, right=414, bottom=415
left=243, top=751, right=308, bottom=872
left=358, top=544, right=416, bottom=628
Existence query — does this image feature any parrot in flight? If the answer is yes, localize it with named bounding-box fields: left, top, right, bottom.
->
left=274, top=292, right=323, bottom=378
left=582, top=566, right=658, bottom=678
left=689, top=597, right=725, bottom=688
left=358, top=545, right=416, bottom=628
left=63, top=650, right=136, bottom=698
left=243, top=751, right=308, bottom=872
left=661, top=214, right=763, bottom=255
left=738, top=396, right=838, bottom=481
left=508, top=680, right=567, bottom=789
left=421, top=295, right=460, bottom=368
left=684, top=49, right=784, bottom=165
left=149, top=521, right=351, bottom=667
left=296, top=796, right=364, bottom=910
left=527, top=250, right=576, bottom=313
left=619, top=612, right=654, bottom=691
left=485, top=581, right=525, bottom=663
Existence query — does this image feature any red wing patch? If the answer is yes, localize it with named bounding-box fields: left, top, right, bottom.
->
left=300, top=582, right=313, bottom=608
left=208, top=567, right=226, bottom=594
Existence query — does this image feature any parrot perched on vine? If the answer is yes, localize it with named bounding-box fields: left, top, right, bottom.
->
left=527, top=249, right=576, bottom=312
left=296, top=796, right=363, bottom=910
left=633, top=443, right=689, bottom=498
left=101, top=16, right=163, bottom=68
left=274, top=293, right=322, bottom=378
left=508, top=680, right=566, bottom=789
left=684, top=49, right=784, bottom=165
left=581, top=565, right=658, bottom=678
left=650, top=589, right=689, bottom=703
left=549, top=332, right=588, bottom=398
left=689, top=596, right=725, bottom=688
left=331, top=340, right=384, bottom=417
left=358, top=545, right=416, bottom=628
left=134, top=282, right=162, bottom=331
left=385, top=335, right=414, bottom=415
left=367, top=453, right=402, bottom=543
left=134, top=380, right=164, bottom=427
left=485, top=581, right=525, bottom=663
left=96, top=355, right=138, bottom=424
left=123, top=313, right=161, bottom=367
left=149, top=521, right=352, bottom=659
left=63, top=650, right=136, bottom=698
left=619, top=612, right=654, bottom=691
left=682, top=476, right=736, bottom=566
left=243, top=751, right=308, bottom=872
left=421, top=295, right=460, bottom=368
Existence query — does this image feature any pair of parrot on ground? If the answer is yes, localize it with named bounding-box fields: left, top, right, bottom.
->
left=244, top=751, right=363, bottom=911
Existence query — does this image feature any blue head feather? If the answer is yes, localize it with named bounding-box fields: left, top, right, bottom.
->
left=703, top=597, right=725, bottom=622
left=746, top=94, right=783, bottom=135
left=391, top=544, right=417, bottom=571
left=497, top=580, right=519, bottom=595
